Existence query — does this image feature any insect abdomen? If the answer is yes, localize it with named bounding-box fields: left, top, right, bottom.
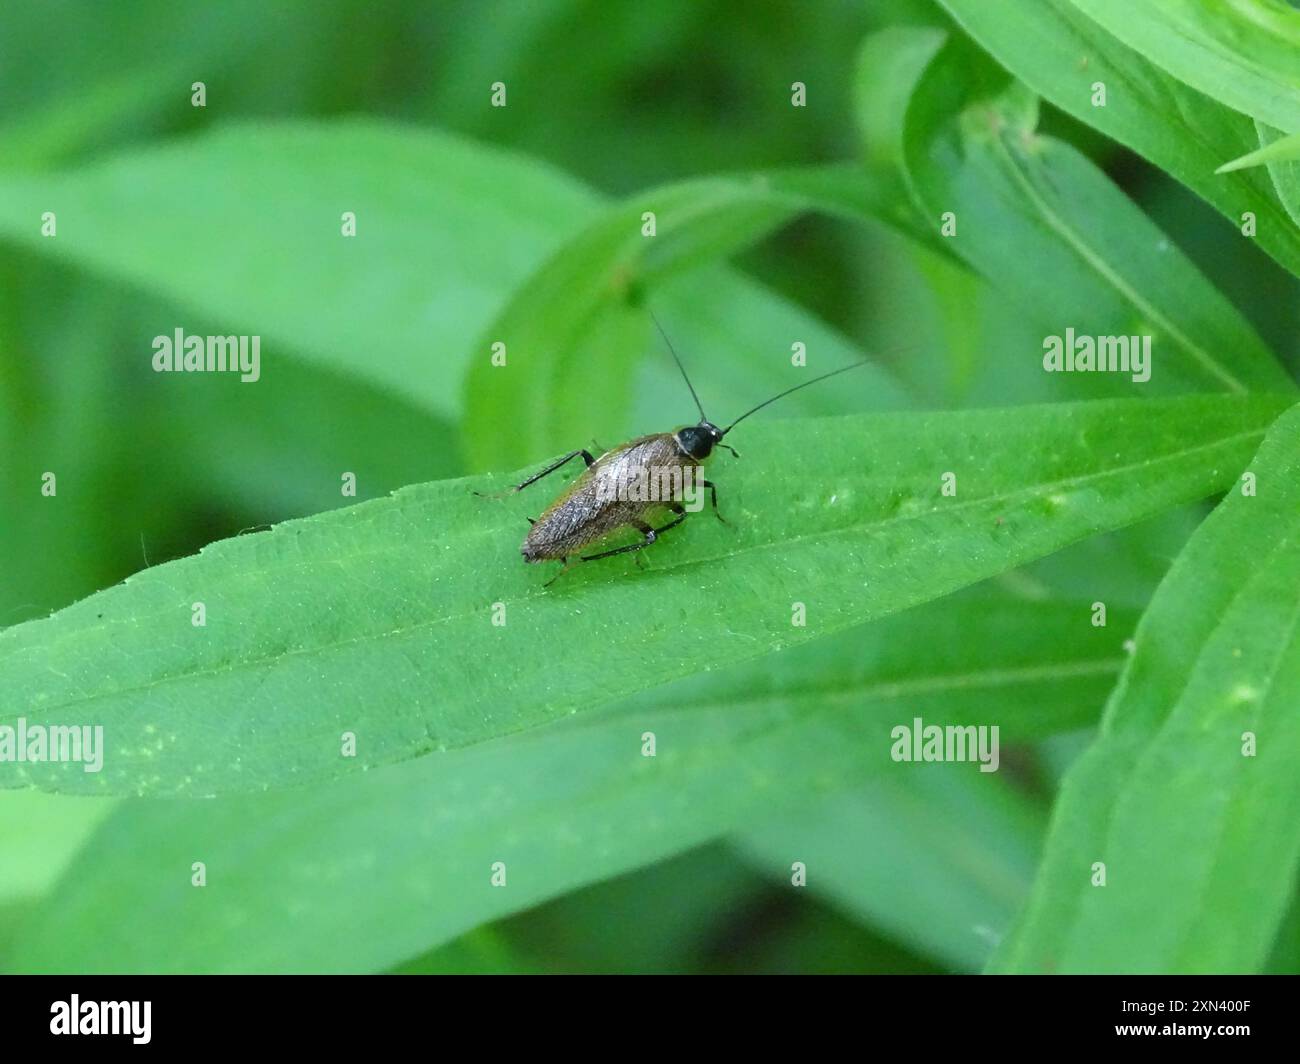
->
left=520, top=433, right=697, bottom=562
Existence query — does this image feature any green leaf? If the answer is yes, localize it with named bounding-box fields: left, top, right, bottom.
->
left=0, top=394, right=1285, bottom=797
left=1266, top=893, right=1300, bottom=973
left=627, top=266, right=916, bottom=431
left=0, top=0, right=311, bottom=168
left=1216, top=127, right=1300, bottom=174
left=870, top=30, right=1292, bottom=394
left=1007, top=504, right=1206, bottom=613
left=2, top=588, right=1126, bottom=973
left=1069, top=0, right=1300, bottom=134
left=390, top=926, right=538, bottom=975
left=485, top=845, right=769, bottom=974
left=939, top=0, right=1300, bottom=282
left=0, top=120, right=598, bottom=420
left=0, top=792, right=116, bottom=908
left=461, top=165, right=937, bottom=472
left=0, top=60, right=184, bottom=169
left=995, top=400, right=1300, bottom=973
left=733, top=559, right=1143, bottom=976
left=854, top=26, right=948, bottom=172
left=0, top=122, right=929, bottom=451
left=737, top=767, right=1047, bottom=973
left=146, top=353, right=465, bottom=518
left=1253, top=122, right=1300, bottom=229
left=0, top=258, right=141, bottom=622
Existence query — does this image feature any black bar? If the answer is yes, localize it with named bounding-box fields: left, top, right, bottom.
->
left=1, top=974, right=1292, bottom=1050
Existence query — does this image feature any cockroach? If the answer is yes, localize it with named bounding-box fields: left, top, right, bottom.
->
left=477, top=315, right=869, bottom=586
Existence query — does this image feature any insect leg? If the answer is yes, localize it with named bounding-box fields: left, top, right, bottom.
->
left=637, top=503, right=684, bottom=569
left=581, top=512, right=686, bottom=563
left=543, top=557, right=572, bottom=588
left=700, top=479, right=728, bottom=524
left=474, top=449, right=596, bottom=499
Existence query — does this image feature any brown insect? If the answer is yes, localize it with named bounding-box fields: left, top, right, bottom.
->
left=479, top=314, right=868, bottom=585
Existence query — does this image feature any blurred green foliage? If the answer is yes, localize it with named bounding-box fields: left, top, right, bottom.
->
left=2, top=0, right=1299, bottom=974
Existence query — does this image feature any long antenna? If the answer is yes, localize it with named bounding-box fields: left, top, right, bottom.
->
left=648, top=309, right=708, bottom=422
left=723, top=360, right=871, bottom=435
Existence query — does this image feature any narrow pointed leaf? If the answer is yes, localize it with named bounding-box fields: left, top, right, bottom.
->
left=1216, top=127, right=1300, bottom=175
left=938, top=0, right=1300, bottom=281
left=995, top=400, right=1300, bottom=973
left=0, top=394, right=1285, bottom=797
left=0, top=120, right=597, bottom=418
left=1069, top=0, right=1300, bottom=134
left=3, top=589, right=1127, bottom=974
left=863, top=30, right=1292, bottom=394
left=461, top=165, right=934, bottom=471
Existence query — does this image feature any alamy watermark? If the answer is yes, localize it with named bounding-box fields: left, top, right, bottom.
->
left=50, top=995, right=150, bottom=1044
left=1042, top=328, right=1151, bottom=383
left=594, top=463, right=705, bottom=511
left=152, top=328, right=261, bottom=382
left=890, top=716, right=999, bottom=773
left=0, top=718, right=104, bottom=773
